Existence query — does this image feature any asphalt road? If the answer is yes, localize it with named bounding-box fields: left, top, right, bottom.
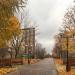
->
left=7, top=58, right=58, bottom=75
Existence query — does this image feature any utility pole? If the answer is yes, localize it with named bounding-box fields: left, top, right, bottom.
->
left=28, top=29, right=31, bottom=64
left=33, top=28, right=35, bottom=58
left=59, top=33, right=71, bottom=72
left=23, top=28, right=35, bottom=64
left=66, top=37, right=71, bottom=72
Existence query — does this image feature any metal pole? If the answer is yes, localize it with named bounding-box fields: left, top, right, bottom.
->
left=66, top=37, right=71, bottom=72
left=28, top=29, right=31, bottom=64
left=28, top=47, right=30, bottom=64
left=33, top=28, right=35, bottom=58
left=60, top=37, right=62, bottom=58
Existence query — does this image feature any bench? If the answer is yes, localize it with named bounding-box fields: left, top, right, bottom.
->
left=12, top=58, right=23, bottom=65
left=63, top=58, right=75, bottom=66
left=0, top=58, right=23, bottom=67
left=0, top=59, right=12, bottom=67
left=69, top=59, right=75, bottom=66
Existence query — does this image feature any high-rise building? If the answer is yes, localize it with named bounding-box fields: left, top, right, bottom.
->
left=21, top=28, right=35, bottom=55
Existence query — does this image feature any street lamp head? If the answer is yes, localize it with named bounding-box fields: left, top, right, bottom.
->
left=59, top=33, right=64, bottom=38
left=8, top=48, right=11, bottom=52
left=25, top=45, right=28, bottom=46
left=30, top=45, right=33, bottom=46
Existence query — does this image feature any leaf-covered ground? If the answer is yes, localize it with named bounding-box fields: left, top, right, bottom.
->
left=0, top=59, right=40, bottom=75
left=0, top=67, right=17, bottom=75
left=55, top=59, right=75, bottom=75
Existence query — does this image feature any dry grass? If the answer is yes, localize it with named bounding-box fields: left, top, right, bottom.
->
left=55, top=59, right=75, bottom=75
left=23, top=59, right=40, bottom=64
left=0, top=67, right=17, bottom=75
left=0, top=59, right=40, bottom=75
left=55, top=59, right=63, bottom=64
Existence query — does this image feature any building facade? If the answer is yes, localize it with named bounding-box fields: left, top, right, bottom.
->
left=21, top=28, right=35, bottom=56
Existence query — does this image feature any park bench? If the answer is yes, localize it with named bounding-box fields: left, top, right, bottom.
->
left=0, top=58, right=23, bottom=67
left=12, top=58, right=23, bottom=65
left=63, top=58, right=75, bottom=66
left=69, top=58, right=75, bottom=66
left=0, top=59, right=12, bottom=67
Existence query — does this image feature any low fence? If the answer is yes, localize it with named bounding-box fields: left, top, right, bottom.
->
left=63, top=58, right=75, bottom=66
left=0, top=58, right=40, bottom=67
left=69, top=58, right=75, bottom=66
left=0, top=58, right=23, bottom=67
left=12, top=58, right=23, bottom=65
left=0, top=59, right=12, bottom=66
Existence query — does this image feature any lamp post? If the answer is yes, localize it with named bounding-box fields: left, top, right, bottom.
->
left=60, top=33, right=71, bottom=72
left=8, top=47, right=12, bottom=67
left=66, top=36, right=71, bottom=72
left=25, top=45, right=32, bottom=64
left=28, top=46, right=30, bottom=64
left=28, top=45, right=32, bottom=64
left=25, top=45, right=29, bottom=64
left=59, top=34, right=62, bottom=58
left=25, top=44, right=28, bottom=53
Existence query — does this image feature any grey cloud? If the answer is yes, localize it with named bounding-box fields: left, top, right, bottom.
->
left=26, top=0, right=73, bottom=53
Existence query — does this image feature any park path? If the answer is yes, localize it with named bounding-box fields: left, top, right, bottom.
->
left=7, top=58, right=58, bottom=75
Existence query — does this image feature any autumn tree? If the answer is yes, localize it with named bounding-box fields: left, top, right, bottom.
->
left=61, top=4, right=75, bottom=51
left=63, top=5, right=75, bottom=35
left=0, top=0, right=28, bottom=58
left=52, top=34, right=62, bottom=58
left=54, top=4, right=75, bottom=61
left=0, top=0, right=27, bottom=46
left=0, top=16, right=21, bottom=58
left=0, top=0, right=27, bottom=17
left=11, top=29, right=25, bottom=58
left=0, top=0, right=27, bottom=47
left=0, top=0, right=27, bottom=28
left=35, top=43, right=46, bottom=59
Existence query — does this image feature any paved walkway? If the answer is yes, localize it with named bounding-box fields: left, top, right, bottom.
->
left=7, top=58, right=58, bottom=75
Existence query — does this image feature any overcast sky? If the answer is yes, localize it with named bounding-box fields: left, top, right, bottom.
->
left=25, top=0, right=74, bottom=54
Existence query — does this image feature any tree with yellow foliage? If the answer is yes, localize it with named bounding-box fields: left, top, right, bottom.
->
left=0, top=0, right=27, bottom=17
left=0, top=0, right=28, bottom=58
left=0, top=0, right=27, bottom=28
left=63, top=5, right=75, bottom=35
left=0, top=16, right=21, bottom=58
left=61, top=5, right=75, bottom=52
